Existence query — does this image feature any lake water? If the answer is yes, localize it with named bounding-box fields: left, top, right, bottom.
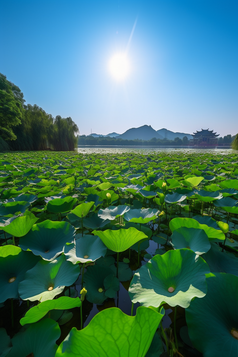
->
left=78, top=146, right=235, bottom=155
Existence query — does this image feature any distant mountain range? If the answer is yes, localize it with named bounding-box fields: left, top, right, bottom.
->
left=88, top=125, right=193, bottom=141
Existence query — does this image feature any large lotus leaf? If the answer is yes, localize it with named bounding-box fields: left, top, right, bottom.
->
left=19, top=220, right=75, bottom=261
left=214, top=197, right=238, bottom=213
left=183, top=176, right=204, bottom=187
left=138, top=189, right=157, bottom=198
left=164, top=193, right=187, bottom=204
left=220, top=188, right=238, bottom=197
left=64, top=235, right=107, bottom=264
left=0, top=201, right=30, bottom=216
left=0, top=246, right=40, bottom=303
left=55, top=306, right=164, bottom=357
left=7, top=318, right=61, bottom=357
left=202, top=242, right=238, bottom=276
left=186, top=273, right=238, bottom=357
left=71, top=201, right=94, bottom=218
left=220, top=179, right=238, bottom=189
left=98, top=205, right=130, bottom=220
left=145, top=331, right=163, bottom=357
left=20, top=296, right=81, bottom=326
left=0, top=328, right=11, bottom=357
left=83, top=213, right=110, bottom=229
left=84, top=265, right=116, bottom=304
left=46, top=196, right=77, bottom=213
left=171, top=227, right=211, bottom=255
left=192, top=215, right=220, bottom=229
left=129, top=249, right=209, bottom=308
left=169, top=217, right=225, bottom=241
left=194, top=190, right=223, bottom=202
left=86, top=194, right=103, bottom=206
left=18, top=255, right=80, bottom=302
left=125, top=222, right=153, bottom=238
left=104, top=274, right=120, bottom=298
left=10, top=193, right=38, bottom=204
left=110, top=262, right=133, bottom=281
left=2, top=211, right=38, bottom=237
left=124, top=208, right=159, bottom=224
left=93, top=228, right=148, bottom=252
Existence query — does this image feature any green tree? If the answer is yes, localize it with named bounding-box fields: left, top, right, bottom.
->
left=232, top=134, right=238, bottom=150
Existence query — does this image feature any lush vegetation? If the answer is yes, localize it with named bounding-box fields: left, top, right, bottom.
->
left=0, top=150, right=238, bottom=356
left=78, top=133, right=235, bottom=147
left=0, top=73, right=79, bottom=151
left=232, top=134, right=238, bottom=150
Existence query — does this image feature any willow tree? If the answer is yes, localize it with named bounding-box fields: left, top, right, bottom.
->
left=232, top=134, right=238, bottom=150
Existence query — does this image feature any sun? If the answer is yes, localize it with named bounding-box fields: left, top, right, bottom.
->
left=108, top=53, right=130, bottom=81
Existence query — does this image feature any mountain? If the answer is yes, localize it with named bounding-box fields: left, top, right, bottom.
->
left=105, top=132, right=120, bottom=138
left=89, top=132, right=120, bottom=138
left=157, top=128, right=193, bottom=140
left=118, top=125, right=163, bottom=140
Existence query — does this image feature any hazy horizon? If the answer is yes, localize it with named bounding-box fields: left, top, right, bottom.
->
left=1, top=0, right=237, bottom=137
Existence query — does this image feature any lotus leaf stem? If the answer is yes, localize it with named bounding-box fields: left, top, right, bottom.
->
left=12, top=236, right=15, bottom=245
left=174, top=306, right=178, bottom=350
left=80, top=303, right=83, bottom=329
left=11, top=298, right=14, bottom=328
left=160, top=322, right=169, bottom=353
left=117, top=252, right=119, bottom=278
left=131, top=302, right=134, bottom=316
left=81, top=217, right=84, bottom=236
left=81, top=263, right=85, bottom=286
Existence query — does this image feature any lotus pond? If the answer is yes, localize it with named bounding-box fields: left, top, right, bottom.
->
left=0, top=150, right=238, bottom=357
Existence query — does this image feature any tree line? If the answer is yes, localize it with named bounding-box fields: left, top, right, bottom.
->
left=0, top=73, right=78, bottom=151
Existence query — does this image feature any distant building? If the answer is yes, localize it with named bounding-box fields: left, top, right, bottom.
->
left=192, top=129, right=219, bottom=147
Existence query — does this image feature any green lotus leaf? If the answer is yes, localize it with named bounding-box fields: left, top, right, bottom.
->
left=220, top=179, right=238, bottom=189
left=125, top=222, right=153, bottom=238
left=84, top=265, right=116, bottom=304
left=194, top=190, right=223, bottom=202
left=0, top=201, right=30, bottom=216
left=20, top=296, right=81, bottom=326
left=167, top=178, right=181, bottom=189
left=97, top=182, right=112, bottom=190
left=55, top=306, right=164, bottom=357
left=18, top=255, right=80, bottom=302
left=104, top=274, right=120, bottom=298
left=96, top=255, right=115, bottom=268
left=214, top=197, right=238, bottom=213
left=71, top=201, right=94, bottom=218
left=217, top=221, right=229, bottom=233
left=183, top=176, right=204, bottom=188
left=7, top=318, right=61, bottom=357
left=202, top=242, right=238, bottom=276
left=124, top=208, right=159, bottom=224
left=169, top=217, right=225, bottom=241
left=93, top=228, right=148, bottom=253
left=2, top=211, right=38, bottom=237
left=0, top=328, right=11, bottom=357
left=192, top=215, right=219, bottom=229
left=220, top=188, right=238, bottom=197
left=129, top=249, right=209, bottom=308
left=171, top=227, right=211, bottom=255
left=138, top=189, right=157, bottom=198
left=186, top=273, right=238, bottom=357
left=0, top=246, right=40, bottom=303
left=83, top=213, right=110, bottom=229
left=145, top=331, right=163, bottom=357
left=86, top=194, right=103, bottom=206
left=110, top=262, right=133, bottom=281
left=11, top=193, right=38, bottom=204
left=64, top=235, right=107, bottom=264
left=98, top=205, right=130, bottom=220
left=19, top=220, right=75, bottom=261
left=164, top=193, right=187, bottom=204
left=46, top=196, right=77, bottom=213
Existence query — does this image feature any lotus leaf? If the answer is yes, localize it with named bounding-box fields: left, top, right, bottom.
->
left=46, top=196, right=77, bottom=213
left=220, top=179, right=238, bottom=189
left=20, top=296, right=81, bottom=326
left=0, top=201, right=30, bottom=216
left=71, top=201, right=94, bottom=218
left=64, top=234, right=107, bottom=264
left=0, top=328, right=11, bottom=357
left=192, top=215, right=219, bottom=229
left=186, top=273, right=238, bottom=357
left=183, top=176, right=204, bottom=187
left=7, top=318, right=61, bottom=357
left=18, top=255, right=80, bottom=302
left=110, top=262, right=133, bottom=281
left=98, top=205, right=130, bottom=220
left=2, top=211, right=38, bottom=237
left=93, top=227, right=148, bottom=252
left=83, top=212, right=110, bottom=229
left=124, top=208, right=159, bottom=224
left=129, top=249, right=209, bottom=308
left=171, top=227, right=211, bottom=255
left=55, top=306, right=164, bottom=357
left=138, top=189, right=157, bottom=198
left=0, top=245, right=40, bottom=303
left=164, top=193, right=187, bottom=204
left=19, top=220, right=75, bottom=261
left=214, top=197, right=238, bottom=213
left=169, top=217, right=225, bottom=241
left=194, top=190, right=222, bottom=202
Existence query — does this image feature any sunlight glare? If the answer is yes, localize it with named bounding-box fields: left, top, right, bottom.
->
left=108, top=53, right=130, bottom=81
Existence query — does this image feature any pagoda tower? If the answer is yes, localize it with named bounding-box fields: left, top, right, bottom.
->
left=192, top=129, right=219, bottom=147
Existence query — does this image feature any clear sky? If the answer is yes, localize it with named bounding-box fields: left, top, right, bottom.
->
left=1, top=0, right=238, bottom=137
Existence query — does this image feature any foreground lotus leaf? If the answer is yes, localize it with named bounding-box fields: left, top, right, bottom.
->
left=71, top=202, right=94, bottom=218
left=46, top=196, right=77, bottom=213
left=98, top=205, right=130, bottom=220
left=93, top=227, right=148, bottom=252
left=18, top=255, right=80, bottom=302
left=64, top=234, right=107, bottom=264
left=2, top=211, right=38, bottom=237
left=169, top=217, right=225, bottom=241
left=183, top=176, right=204, bottom=188
left=84, top=265, right=118, bottom=304
left=124, top=208, right=159, bottom=224
left=0, top=245, right=40, bottom=303
left=129, top=249, right=209, bottom=308
left=194, top=190, right=222, bottom=202
left=110, top=262, right=133, bottom=281
left=19, top=220, right=75, bottom=260
left=214, top=197, right=238, bottom=214
left=7, top=318, right=61, bottom=357
left=83, top=212, right=110, bottom=229
left=164, top=193, right=187, bottom=204
left=0, top=201, right=30, bottom=216
left=202, top=242, right=238, bottom=276
left=0, top=328, right=11, bottom=357
left=20, top=296, right=81, bottom=326
left=55, top=306, right=164, bottom=357
left=186, top=273, right=238, bottom=357
left=171, top=227, right=211, bottom=255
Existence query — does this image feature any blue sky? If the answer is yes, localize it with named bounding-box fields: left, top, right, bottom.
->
left=1, top=0, right=237, bottom=137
